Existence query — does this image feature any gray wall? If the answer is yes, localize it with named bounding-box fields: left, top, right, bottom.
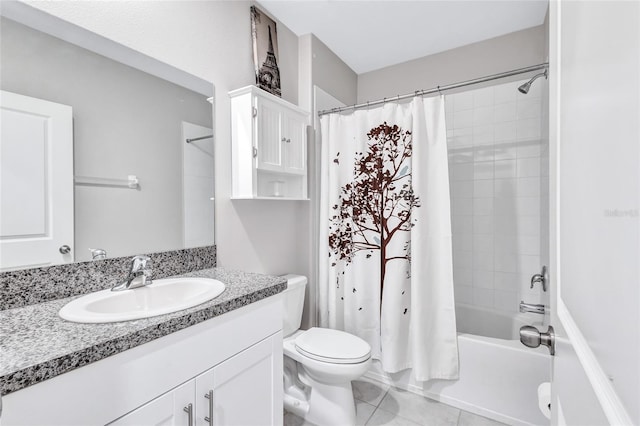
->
left=298, top=34, right=358, bottom=328
left=311, top=35, right=358, bottom=107
left=357, top=25, right=546, bottom=102
left=0, top=17, right=213, bottom=261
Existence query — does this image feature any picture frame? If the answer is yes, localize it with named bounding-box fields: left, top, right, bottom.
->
left=250, top=5, right=281, bottom=97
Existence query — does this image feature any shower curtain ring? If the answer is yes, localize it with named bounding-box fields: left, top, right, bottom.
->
left=397, top=94, right=401, bottom=101
left=415, top=90, right=421, bottom=97
left=437, top=85, right=443, bottom=95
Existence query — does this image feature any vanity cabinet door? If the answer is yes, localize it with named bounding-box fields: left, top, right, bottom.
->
left=208, top=334, right=282, bottom=425
left=109, top=381, right=194, bottom=426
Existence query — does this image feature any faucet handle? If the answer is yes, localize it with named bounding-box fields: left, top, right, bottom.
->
left=129, top=255, right=153, bottom=287
left=130, top=255, right=152, bottom=272
left=530, top=265, right=548, bottom=292
left=530, top=274, right=543, bottom=288
left=89, top=248, right=107, bottom=260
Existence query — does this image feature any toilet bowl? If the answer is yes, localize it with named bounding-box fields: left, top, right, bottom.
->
left=281, top=275, right=371, bottom=426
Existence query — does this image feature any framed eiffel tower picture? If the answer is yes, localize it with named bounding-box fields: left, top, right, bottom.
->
left=250, top=6, right=281, bottom=97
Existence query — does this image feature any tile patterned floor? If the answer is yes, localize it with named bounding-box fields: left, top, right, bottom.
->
left=284, top=377, right=509, bottom=426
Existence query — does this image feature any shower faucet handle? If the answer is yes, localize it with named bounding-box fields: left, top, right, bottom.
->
left=530, top=265, right=548, bottom=292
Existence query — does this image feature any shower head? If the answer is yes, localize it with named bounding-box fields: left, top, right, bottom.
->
left=518, top=69, right=548, bottom=94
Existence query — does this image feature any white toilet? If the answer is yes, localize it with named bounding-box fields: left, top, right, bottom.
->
left=282, top=275, right=371, bottom=426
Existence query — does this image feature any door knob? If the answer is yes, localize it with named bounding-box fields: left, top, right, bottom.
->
left=520, top=325, right=555, bottom=355
left=59, top=245, right=71, bottom=254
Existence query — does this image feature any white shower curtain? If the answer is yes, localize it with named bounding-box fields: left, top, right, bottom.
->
left=318, top=96, right=459, bottom=381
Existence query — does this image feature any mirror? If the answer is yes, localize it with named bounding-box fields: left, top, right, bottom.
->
left=0, top=11, right=215, bottom=270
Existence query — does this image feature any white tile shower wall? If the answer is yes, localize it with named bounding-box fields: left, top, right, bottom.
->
left=446, top=79, right=549, bottom=313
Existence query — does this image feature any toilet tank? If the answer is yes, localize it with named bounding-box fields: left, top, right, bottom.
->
left=281, top=274, right=307, bottom=336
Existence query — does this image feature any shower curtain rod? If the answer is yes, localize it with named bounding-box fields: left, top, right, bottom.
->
left=317, top=62, right=549, bottom=117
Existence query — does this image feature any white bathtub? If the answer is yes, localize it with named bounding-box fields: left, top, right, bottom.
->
left=455, top=303, right=546, bottom=339
left=365, top=304, right=551, bottom=425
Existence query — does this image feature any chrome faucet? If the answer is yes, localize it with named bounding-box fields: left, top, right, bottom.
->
left=519, top=301, right=546, bottom=315
left=111, top=255, right=153, bottom=291
left=530, top=265, right=548, bottom=292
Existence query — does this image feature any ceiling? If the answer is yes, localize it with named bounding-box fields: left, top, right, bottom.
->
left=256, top=0, right=549, bottom=74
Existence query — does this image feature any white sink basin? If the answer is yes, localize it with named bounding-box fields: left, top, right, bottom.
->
left=59, top=277, right=225, bottom=323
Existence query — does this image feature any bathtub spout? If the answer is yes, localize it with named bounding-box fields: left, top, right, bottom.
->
left=519, top=301, right=546, bottom=315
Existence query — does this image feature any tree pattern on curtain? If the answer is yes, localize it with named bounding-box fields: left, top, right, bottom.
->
left=328, top=122, right=420, bottom=304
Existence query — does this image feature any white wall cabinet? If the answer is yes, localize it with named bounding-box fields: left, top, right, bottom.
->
left=2, top=296, right=283, bottom=426
left=230, top=86, right=310, bottom=200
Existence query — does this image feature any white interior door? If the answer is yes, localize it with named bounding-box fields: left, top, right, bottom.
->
left=182, top=121, right=214, bottom=248
left=549, top=1, right=639, bottom=425
left=0, top=90, right=74, bottom=270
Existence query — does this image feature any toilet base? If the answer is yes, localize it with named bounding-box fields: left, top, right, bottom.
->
left=301, top=372, right=356, bottom=426
left=282, top=331, right=371, bottom=426
left=283, top=356, right=362, bottom=426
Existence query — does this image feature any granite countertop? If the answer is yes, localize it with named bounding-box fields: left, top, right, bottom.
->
left=0, top=268, right=287, bottom=396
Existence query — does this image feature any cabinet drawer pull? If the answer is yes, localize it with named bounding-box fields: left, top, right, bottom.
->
left=183, top=403, right=193, bottom=426
left=204, top=390, right=214, bottom=425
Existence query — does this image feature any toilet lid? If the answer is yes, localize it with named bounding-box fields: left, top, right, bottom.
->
left=295, top=328, right=371, bottom=364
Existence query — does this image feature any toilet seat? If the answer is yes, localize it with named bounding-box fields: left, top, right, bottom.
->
left=295, top=327, right=371, bottom=364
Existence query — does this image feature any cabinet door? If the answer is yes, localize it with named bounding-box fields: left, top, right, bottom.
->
left=109, top=381, right=194, bottom=426
left=282, top=113, right=307, bottom=174
left=255, top=96, right=283, bottom=172
left=209, top=336, right=280, bottom=425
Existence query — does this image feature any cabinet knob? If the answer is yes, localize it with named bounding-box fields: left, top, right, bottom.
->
left=281, top=137, right=291, bottom=143
left=59, top=245, right=71, bottom=254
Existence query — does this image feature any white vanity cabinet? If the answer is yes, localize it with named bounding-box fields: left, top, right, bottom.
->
left=110, top=335, right=278, bottom=426
left=108, top=381, right=194, bottom=426
left=1, top=296, right=283, bottom=426
left=230, top=86, right=310, bottom=200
